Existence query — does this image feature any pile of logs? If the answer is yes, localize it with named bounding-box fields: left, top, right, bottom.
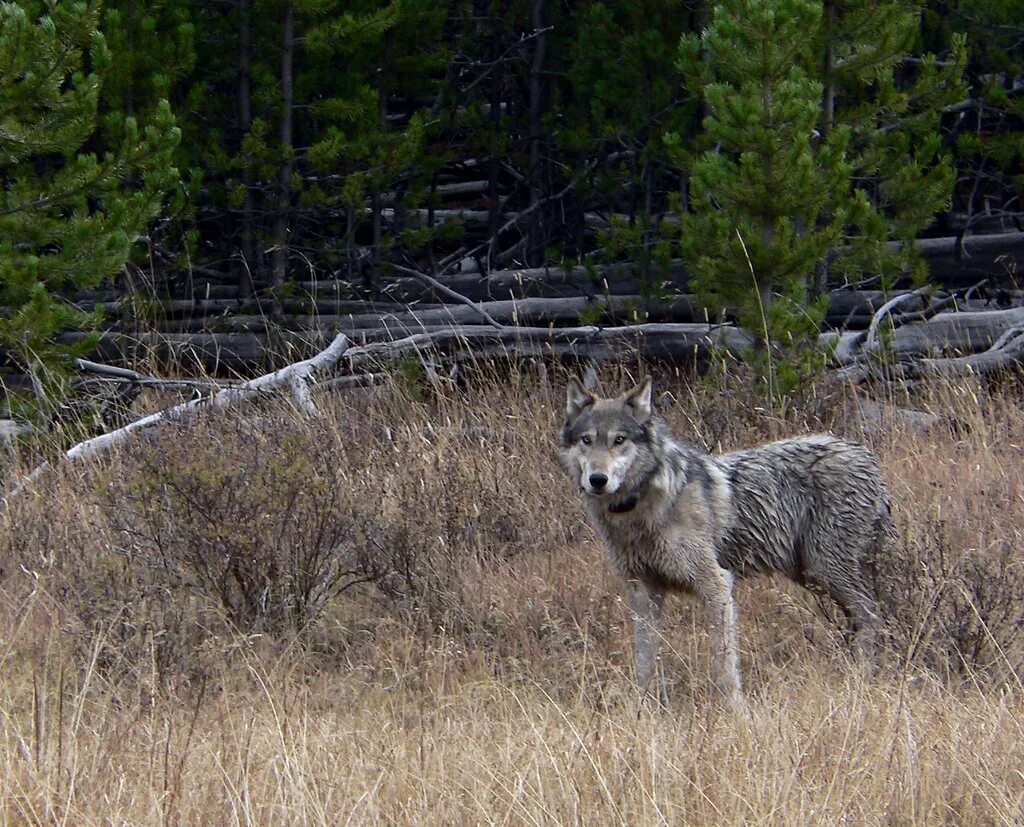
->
left=0, top=231, right=1020, bottom=395
left=15, top=230, right=1012, bottom=376
left=4, top=232, right=1024, bottom=499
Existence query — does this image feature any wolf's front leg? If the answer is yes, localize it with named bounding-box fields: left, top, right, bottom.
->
left=694, top=564, right=746, bottom=709
left=626, top=579, right=665, bottom=698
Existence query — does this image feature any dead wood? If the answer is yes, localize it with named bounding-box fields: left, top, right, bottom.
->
left=3, top=333, right=351, bottom=501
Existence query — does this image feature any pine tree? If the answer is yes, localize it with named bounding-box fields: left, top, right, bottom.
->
left=299, top=0, right=448, bottom=282
left=561, top=0, right=699, bottom=285
left=101, top=0, right=195, bottom=121
left=185, top=0, right=449, bottom=294
left=672, top=0, right=966, bottom=397
left=674, top=0, right=849, bottom=392
left=0, top=0, right=180, bottom=384
left=925, top=0, right=1023, bottom=233
left=822, top=0, right=967, bottom=286
left=101, top=0, right=197, bottom=279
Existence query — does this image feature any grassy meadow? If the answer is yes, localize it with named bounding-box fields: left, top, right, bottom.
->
left=1, top=366, right=1023, bottom=824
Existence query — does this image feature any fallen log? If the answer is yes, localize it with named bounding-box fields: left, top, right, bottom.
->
left=907, top=231, right=1024, bottom=288
left=3, top=333, right=352, bottom=501
left=305, top=261, right=693, bottom=303
left=150, top=294, right=700, bottom=334
left=343, top=322, right=754, bottom=365
left=6, top=320, right=754, bottom=499
left=836, top=325, right=1024, bottom=383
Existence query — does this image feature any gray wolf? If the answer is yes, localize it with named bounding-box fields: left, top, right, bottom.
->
left=557, top=378, right=893, bottom=703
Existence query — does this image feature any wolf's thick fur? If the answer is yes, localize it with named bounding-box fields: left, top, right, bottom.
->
left=557, top=378, right=893, bottom=702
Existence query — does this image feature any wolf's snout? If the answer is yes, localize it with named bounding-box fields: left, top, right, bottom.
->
left=588, top=472, right=609, bottom=491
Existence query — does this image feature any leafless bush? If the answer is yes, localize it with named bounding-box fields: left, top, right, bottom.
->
left=878, top=525, right=1024, bottom=682
left=9, top=384, right=566, bottom=676
left=93, top=409, right=473, bottom=650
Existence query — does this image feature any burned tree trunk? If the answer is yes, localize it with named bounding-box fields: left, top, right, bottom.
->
left=271, top=1, right=295, bottom=312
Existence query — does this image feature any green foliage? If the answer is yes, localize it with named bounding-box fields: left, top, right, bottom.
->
left=562, top=0, right=699, bottom=269
left=0, top=0, right=180, bottom=380
left=196, top=0, right=452, bottom=283
left=0, top=0, right=1014, bottom=407
left=925, top=0, right=1023, bottom=234
left=672, top=0, right=847, bottom=398
left=671, top=0, right=966, bottom=401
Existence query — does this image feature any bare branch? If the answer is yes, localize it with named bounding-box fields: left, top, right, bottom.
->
left=4, top=334, right=351, bottom=502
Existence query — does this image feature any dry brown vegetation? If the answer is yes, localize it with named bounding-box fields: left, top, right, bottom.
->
left=2, top=364, right=1024, bottom=824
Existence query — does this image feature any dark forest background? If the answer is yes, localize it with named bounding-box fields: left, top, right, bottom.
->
left=1, top=0, right=1023, bottom=398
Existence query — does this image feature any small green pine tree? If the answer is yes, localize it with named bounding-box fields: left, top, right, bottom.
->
left=0, top=0, right=180, bottom=386
left=671, top=0, right=966, bottom=400
left=674, top=0, right=849, bottom=396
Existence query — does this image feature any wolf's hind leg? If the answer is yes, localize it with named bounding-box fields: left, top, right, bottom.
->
left=829, top=581, right=882, bottom=662
left=626, top=579, right=665, bottom=699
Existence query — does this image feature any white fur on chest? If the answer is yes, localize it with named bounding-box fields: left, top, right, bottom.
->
left=589, top=463, right=726, bottom=588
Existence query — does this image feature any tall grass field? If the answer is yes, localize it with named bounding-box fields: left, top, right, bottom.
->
left=2, top=366, right=1023, bottom=824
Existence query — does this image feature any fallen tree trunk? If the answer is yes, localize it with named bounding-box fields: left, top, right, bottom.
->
left=835, top=326, right=1024, bottom=383
left=3, top=334, right=352, bottom=501
left=343, top=322, right=753, bottom=365
left=314, top=260, right=693, bottom=303
left=82, top=285, right=1024, bottom=337
left=6, top=321, right=754, bottom=499
left=61, top=297, right=1024, bottom=372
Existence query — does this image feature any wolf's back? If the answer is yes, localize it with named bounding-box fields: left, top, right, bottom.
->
left=713, top=435, right=891, bottom=579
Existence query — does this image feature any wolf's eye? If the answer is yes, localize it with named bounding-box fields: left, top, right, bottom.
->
left=580, top=435, right=592, bottom=445
left=613, top=435, right=627, bottom=446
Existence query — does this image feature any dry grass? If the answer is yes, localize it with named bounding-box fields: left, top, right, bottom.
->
left=2, top=364, right=1024, bottom=825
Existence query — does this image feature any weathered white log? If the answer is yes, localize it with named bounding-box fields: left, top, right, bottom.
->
left=3, top=334, right=350, bottom=501
left=289, top=373, right=317, bottom=415
left=835, top=321, right=1024, bottom=383
left=74, top=358, right=229, bottom=390
left=863, top=288, right=930, bottom=352
left=887, top=306, right=1024, bottom=355
left=342, top=322, right=754, bottom=365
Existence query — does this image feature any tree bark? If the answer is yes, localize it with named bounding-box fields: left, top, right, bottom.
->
left=526, top=0, right=547, bottom=267
left=370, top=31, right=392, bottom=286
left=488, top=19, right=504, bottom=243
left=237, top=0, right=258, bottom=294
left=271, top=1, right=295, bottom=312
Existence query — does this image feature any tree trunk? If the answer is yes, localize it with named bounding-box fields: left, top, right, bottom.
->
left=526, top=0, right=547, bottom=267
left=488, top=21, right=504, bottom=245
left=813, top=0, right=837, bottom=299
left=271, top=1, right=295, bottom=313
left=370, top=31, right=393, bottom=287
left=237, top=0, right=257, bottom=295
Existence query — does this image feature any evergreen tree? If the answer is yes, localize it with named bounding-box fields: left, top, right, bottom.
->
left=101, top=0, right=195, bottom=121
left=299, top=0, right=448, bottom=282
left=0, top=0, right=180, bottom=383
left=101, top=0, right=197, bottom=277
left=184, top=0, right=449, bottom=294
left=561, top=0, right=699, bottom=284
left=822, top=0, right=967, bottom=285
left=925, top=0, right=1023, bottom=233
left=674, top=0, right=850, bottom=391
left=672, top=0, right=966, bottom=396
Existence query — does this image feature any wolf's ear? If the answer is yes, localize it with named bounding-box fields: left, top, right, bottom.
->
left=566, top=377, right=595, bottom=417
left=622, top=378, right=653, bottom=423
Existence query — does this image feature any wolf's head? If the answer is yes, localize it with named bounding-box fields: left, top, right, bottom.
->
left=557, top=378, right=661, bottom=508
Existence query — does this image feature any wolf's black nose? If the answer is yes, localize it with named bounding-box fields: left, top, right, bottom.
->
left=589, top=473, right=609, bottom=490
